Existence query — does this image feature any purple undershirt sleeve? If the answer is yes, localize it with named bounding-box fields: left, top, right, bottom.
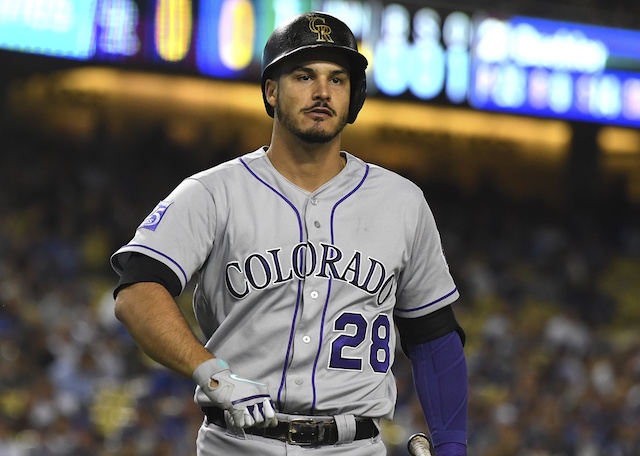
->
left=406, top=330, right=468, bottom=455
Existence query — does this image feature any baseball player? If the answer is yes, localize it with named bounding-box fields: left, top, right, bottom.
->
left=111, top=11, right=468, bottom=456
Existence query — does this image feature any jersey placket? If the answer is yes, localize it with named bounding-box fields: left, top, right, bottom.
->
left=284, top=194, right=332, bottom=413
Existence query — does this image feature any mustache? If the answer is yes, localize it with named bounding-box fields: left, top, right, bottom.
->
left=302, top=102, right=336, bottom=116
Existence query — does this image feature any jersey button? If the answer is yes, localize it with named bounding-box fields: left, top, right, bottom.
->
left=302, top=335, right=311, bottom=343
left=314, top=221, right=321, bottom=228
left=310, top=291, right=319, bottom=299
left=310, top=198, right=318, bottom=205
left=295, top=378, right=303, bottom=385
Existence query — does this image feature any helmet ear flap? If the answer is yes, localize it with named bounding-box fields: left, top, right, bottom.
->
left=262, top=77, right=277, bottom=119
left=348, top=72, right=367, bottom=124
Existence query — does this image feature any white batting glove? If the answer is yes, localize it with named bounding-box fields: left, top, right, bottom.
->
left=193, top=358, right=278, bottom=428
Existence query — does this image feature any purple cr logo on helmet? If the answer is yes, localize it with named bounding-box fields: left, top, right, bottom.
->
left=261, top=11, right=368, bottom=124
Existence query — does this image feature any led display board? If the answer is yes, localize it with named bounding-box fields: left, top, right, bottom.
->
left=469, top=15, right=640, bottom=128
left=0, top=0, right=99, bottom=59
left=0, top=0, right=638, bottom=128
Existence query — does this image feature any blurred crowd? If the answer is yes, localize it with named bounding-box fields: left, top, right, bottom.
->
left=1, top=122, right=639, bottom=456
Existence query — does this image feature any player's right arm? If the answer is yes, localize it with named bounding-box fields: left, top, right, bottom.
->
left=112, top=173, right=277, bottom=427
left=114, top=281, right=212, bottom=379
left=111, top=177, right=219, bottom=379
left=115, top=278, right=278, bottom=428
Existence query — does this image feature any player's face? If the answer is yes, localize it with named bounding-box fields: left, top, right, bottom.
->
left=271, top=57, right=351, bottom=144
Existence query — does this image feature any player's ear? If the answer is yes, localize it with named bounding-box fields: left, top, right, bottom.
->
left=264, top=78, right=277, bottom=110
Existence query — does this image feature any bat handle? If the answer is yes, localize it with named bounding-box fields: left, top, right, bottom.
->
left=408, top=432, right=434, bottom=456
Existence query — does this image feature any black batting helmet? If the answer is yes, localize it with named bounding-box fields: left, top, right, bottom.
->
left=261, top=11, right=368, bottom=124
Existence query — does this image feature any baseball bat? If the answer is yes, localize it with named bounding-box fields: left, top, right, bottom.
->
left=407, top=432, right=434, bottom=456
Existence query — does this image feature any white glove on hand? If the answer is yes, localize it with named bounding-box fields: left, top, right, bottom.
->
left=193, top=358, right=278, bottom=428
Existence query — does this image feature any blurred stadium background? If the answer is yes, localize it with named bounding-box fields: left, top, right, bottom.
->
left=1, top=0, right=639, bottom=455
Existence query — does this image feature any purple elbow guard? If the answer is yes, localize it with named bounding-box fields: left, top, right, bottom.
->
left=407, top=330, right=468, bottom=451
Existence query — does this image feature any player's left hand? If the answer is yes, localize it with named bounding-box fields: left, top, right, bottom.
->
left=193, top=358, right=278, bottom=428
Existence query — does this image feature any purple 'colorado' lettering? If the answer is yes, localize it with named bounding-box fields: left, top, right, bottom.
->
left=224, top=241, right=396, bottom=304
left=317, top=243, right=343, bottom=279
left=244, top=254, right=272, bottom=290
left=267, top=248, right=293, bottom=284
left=225, top=262, right=249, bottom=299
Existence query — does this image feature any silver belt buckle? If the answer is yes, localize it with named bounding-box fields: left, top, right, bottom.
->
left=288, top=418, right=318, bottom=445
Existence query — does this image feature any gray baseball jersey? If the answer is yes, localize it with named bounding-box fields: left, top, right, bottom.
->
left=111, top=148, right=459, bottom=420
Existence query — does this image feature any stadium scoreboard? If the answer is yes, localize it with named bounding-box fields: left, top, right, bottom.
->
left=1, top=0, right=639, bottom=128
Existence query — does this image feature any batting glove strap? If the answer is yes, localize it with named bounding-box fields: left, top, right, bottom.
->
left=192, top=358, right=277, bottom=428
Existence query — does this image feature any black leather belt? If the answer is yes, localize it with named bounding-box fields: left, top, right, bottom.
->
left=201, top=406, right=378, bottom=446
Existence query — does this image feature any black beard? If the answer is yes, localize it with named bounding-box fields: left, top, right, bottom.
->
left=275, top=100, right=348, bottom=144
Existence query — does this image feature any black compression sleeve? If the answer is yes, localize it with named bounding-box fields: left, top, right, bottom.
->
left=396, top=305, right=466, bottom=355
left=114, top=253, right=182, bottom=298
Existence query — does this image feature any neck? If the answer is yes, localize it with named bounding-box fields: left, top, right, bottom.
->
left=266, top=131, right=345, bottom=192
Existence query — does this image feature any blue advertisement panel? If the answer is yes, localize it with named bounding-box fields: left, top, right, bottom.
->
left=0, top=0, right=99, bottom=59
left=469, top=16, right=640, bottom=127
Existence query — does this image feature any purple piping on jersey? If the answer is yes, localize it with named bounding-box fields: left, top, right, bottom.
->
left=310, top=164, right=370, bottom=413
left=401, top=287, right=459, bottom=313
left=126, top=243, right=188, bottom=284
left=238, top=157, right=304, bottom=411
